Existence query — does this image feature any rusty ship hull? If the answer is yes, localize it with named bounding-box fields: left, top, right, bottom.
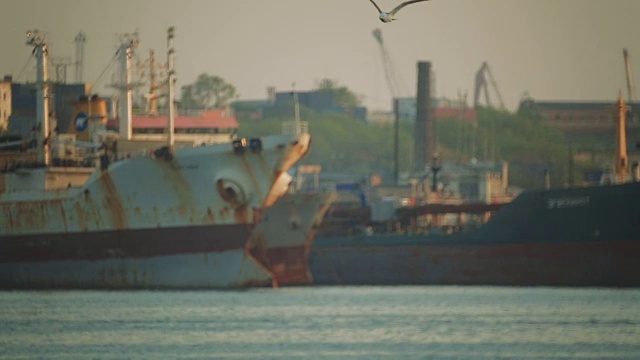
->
left=248, top=191, right=336, bottom=286
left=0, top=223, right=265, bottom=289
left=0, top=133, right=310, bottom=289
left=310, top=181, right=640, bottom=287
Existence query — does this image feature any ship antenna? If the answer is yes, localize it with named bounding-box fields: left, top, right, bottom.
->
left=292, top=82, right=301, bottom=135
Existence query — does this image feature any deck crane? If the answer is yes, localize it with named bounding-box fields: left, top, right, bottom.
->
left=473, top=61, right=505, bottom=110
left=623, top=48, right=636, bottom=103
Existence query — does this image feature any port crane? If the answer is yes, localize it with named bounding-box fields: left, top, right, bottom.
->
left=473, top=61, right=504, bottom=162
left=473, top=61, right=505, bottom=110
left=372, top=28, right=409, bottom=185
left=372, top=28, right=408, bottom=100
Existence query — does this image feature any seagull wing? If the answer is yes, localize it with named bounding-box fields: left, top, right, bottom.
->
left=369, top=0, right=383, bottom=13
left=389, top=0, right=430, bottom=16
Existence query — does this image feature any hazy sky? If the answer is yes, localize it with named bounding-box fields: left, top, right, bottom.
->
left=1, top=0, right=639, bottom=111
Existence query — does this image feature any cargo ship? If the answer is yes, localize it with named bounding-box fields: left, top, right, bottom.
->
left=1, top=134, right=311, bottom=289
left=248, top=190, right=337, bottom=286
left=0, top=30, right=311, bottom=289
left=310, top=96, right=640, bottom=287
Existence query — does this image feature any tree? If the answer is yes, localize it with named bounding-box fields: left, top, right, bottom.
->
left=315, top=78, right=362, bottom=108
left=180, top=73, right=237, bottom=109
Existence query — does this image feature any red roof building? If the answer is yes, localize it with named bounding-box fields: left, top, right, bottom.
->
left=107, top=109, right=238, bottom=145
left=108, top=109, right=238, bottom=133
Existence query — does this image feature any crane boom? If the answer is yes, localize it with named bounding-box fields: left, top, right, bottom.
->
left=372, top=28, right=409, bottom=101
left=373, top=28, right=397, bottom=98
left=473, top=62, right=505, bottom=110
left=623, top=48, right=636, bottom=103
left=484, top=64, right=505, bottom=109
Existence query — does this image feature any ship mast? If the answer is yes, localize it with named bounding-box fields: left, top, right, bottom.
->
left=167, top=26, right=176, bottom=146
left=115, top=32, right=139, bottom=140
left=615, top=94, right=630, bottom=183
left=27, top=30, right=50, bottom=166
left=146, top=49, right=159, bottom=116
left=74, top=31, right=86, bottom=83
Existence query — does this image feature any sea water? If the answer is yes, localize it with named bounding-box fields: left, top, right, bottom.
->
left=1, top=286, right=639, bottom=359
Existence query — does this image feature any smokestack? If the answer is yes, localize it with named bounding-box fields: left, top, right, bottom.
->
left=415, top=61, right=435, bottom=172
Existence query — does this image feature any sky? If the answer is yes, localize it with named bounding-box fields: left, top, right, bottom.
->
left=1, top=0, right=639, bottom=112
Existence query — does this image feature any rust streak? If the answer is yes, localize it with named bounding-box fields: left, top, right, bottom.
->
left=74, top=197, right=88, bottom=231
left=84, top=189, right=105, bottom=229
left=158, top=160, right=199, bottom=224
left=202, top=207, right=215, bottom=224
left=233, top=204, right=250, bottom=224
left=253, top=150, right=274, bottom=186
left=99, top=171, right=128, bottom=229
left=240, top=155, right=265, bottom=203
left=58, top=200, right=68, bottom=232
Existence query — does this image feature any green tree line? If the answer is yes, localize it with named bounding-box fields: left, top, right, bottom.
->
left=436, top=107, right=571, bottom=189
left=179, top=72, right=578, bottom=190
left=235, top=104, right=580, bottom=190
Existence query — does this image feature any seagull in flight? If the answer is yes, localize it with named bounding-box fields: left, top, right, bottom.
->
left=369, top=0, right=431, bottom=23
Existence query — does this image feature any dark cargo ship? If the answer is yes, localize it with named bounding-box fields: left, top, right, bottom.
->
left=310, top=97, right=640, bottom=287
left=310, top=181, right=640, bottom=286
